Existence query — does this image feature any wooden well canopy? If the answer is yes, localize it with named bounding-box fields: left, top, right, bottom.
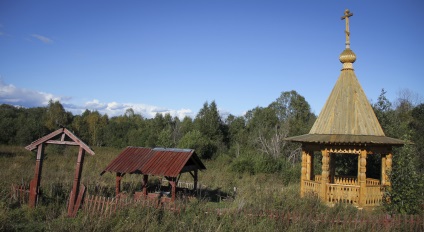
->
left=101, top=147, right=206, bottom=201
left=25, top=127, right=94, bottom=217
left=285, top=9, right=404, bottom=208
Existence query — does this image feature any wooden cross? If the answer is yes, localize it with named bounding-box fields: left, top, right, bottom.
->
left=341, top=9, right=353, bottom=48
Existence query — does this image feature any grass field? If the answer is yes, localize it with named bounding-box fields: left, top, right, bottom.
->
left=0, top=145, right=421, bottom=231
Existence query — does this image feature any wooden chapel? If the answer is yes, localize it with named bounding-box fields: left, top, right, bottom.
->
left=285, top=9, right=404, bottom=208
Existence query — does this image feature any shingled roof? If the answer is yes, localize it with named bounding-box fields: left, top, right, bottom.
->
left=285, top=13, right=404, bottom=146
left=101, top=147, right=206, bottom=177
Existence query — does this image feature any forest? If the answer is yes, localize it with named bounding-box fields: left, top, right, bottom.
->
left=0, top=89, right=423, bottom=231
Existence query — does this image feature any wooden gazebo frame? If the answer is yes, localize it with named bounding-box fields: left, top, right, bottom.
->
left=25, top=127, right=94, bottom=217
left=101, top=147, right=206, bottom=202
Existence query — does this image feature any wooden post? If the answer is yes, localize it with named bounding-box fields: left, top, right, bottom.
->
left=385, top=153, right=392, bottom=186
left=381, top=154, right=387, bottom=185
left=300, top=150, right=307, bottom=197
left=306, top=151, right=311, bottom=181
left=310, top=152, right=315, bottom=181
left=193, top=170, right=198, bottom=191
left=321, top=149, right=329, bottom=201
left=115, top=173, right=122, bottom=196
left=68, top=146, right=85, bottom=217
left=170, top=178, right=176, bottom=202
left=358, top=149, right=367, bottom=207
left=29, top=144, right=44, bottom=208
left=142, top=175, right=148, bottom=197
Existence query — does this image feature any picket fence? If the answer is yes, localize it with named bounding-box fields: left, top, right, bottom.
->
left=10, top=183, right=30, bottom=204
left=10, top=183, right=423, bottom=230
left=82, top=194, right=184, bottom=217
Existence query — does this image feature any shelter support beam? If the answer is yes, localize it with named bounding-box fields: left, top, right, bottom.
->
left=68, top=146, right=85, bottom=217
left=29, top=144, right=44, bottom=208
left=142, top=175, right=148, bottom=197
left=115, top=173, right=122, bottom=196
left=169, top=177, right=176, bottom=202
left=194, top=170, right=198, bottom=191
left=320, top=149, right=330, bottom=201
left=358, top=150, right=367, bottom=207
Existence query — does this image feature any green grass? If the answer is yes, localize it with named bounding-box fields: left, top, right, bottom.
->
left=0, top=145, right=422, bottom=231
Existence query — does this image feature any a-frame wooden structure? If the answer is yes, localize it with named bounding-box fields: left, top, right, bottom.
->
left=25, top=127, right=95, bottom=217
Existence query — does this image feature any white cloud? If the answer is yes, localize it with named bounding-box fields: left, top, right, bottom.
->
left=85, top=99, right=106, bottom=110
left=31, top=34, right=53, bottom=44
left=0, top=80, right=195, bottom=119
left=0, top=79, right=60, bottom=107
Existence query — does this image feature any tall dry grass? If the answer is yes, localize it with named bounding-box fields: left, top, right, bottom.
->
left=1, top=145, right=422, bottom=231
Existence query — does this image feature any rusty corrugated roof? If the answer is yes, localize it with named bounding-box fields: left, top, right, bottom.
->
left=101, top=147, right=206, bottom=177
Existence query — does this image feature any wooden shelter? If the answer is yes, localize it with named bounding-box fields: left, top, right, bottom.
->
left=101, top=147, right=206, bottom=201
left=285, top=9, right=404, bottom=208
left=25, top=127, right=95, bottom=216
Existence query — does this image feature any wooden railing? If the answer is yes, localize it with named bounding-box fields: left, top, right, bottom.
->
left=327, top=184, right=359, bottom=205
left=314, top=176, right=381, bottom=186
left=304, top=180, right=320, bottom=194
left=365, top=185, right=385, bottom=206
left=366, top=178, right=380, bottom=186
left=314, top=175, right=322, bottom=182
left=334, top=176, right=357, bottom=185
left=161, top=180, right=204, bottom=190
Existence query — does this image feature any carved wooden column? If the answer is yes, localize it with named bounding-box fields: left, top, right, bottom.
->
left=381, top=154, right=387, bottom=185
left=310, top=152, right=315, bottom=181
left=29, top=144, right=44, bottom=208
left=358, top=149, right=367, bottom=207
left=300, top=150, right=307, bottom=197
left=321, top=149, right=330, bottom=201
left=306, top=151, right=312, bottom=181
left=385, top=153, right=392, bottom=186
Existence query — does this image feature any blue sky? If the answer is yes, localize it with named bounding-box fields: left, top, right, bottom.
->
left=1, top=1, right=423, bottom=118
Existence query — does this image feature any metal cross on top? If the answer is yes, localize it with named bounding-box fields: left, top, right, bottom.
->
left=341, top=9, right=353, bottom=48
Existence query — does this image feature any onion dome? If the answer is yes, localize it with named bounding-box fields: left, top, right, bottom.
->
left=339, top=48, right=356, bottom=63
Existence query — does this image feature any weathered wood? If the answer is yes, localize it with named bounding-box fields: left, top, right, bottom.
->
left=29, top=144, right=44, bottom=207
left=45, top=140, right=79, bottom=146
left=70, top=184, right=86, bottom=217
left=68, top=146, right=85, bottom=217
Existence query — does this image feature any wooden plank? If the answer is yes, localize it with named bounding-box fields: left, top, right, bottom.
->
left=64, top=128, right=95, bottom=155
left=45, top=140, right=79, bottom=146
left=25, top=128, right=64, bottom=151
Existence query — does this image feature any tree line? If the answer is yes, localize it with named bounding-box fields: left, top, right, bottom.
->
left=1, top=89, right=423, bottom=213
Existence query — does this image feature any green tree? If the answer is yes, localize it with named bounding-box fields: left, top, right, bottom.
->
left=44, top=100, right=69, bottom=130
left=194, top=101, right=225, bottom=157
left=410, top=104, right=424, bottom=172
left=178, top=130, right=213, bottom=159
left=269, top=90, right=315, bottom=136
left=385, top=142, right=424, bottom=214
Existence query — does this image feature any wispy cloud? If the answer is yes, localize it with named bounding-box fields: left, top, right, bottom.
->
left=0, top=80, right=194, bottom=119
left=31, top=34, right=53, bottom=44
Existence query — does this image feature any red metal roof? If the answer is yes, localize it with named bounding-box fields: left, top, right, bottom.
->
left=101, top=147, right=206, bottom=177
